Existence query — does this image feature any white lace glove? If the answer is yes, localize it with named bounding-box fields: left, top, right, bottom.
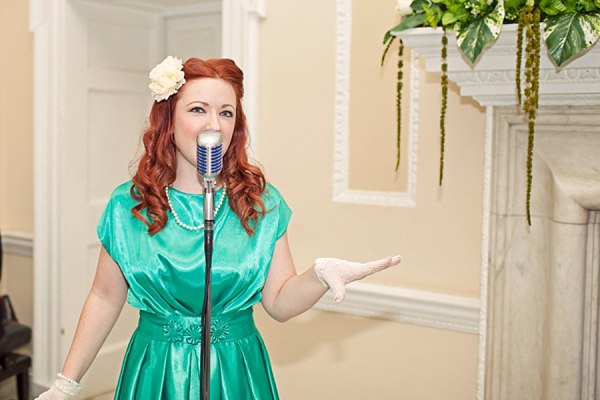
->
left=35, top=374, right=83, bottom=400
left=315, top=255, right=402, bottom=303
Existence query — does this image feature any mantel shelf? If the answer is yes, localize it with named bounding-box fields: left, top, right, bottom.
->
left=393, top=24, right=600, bottom=107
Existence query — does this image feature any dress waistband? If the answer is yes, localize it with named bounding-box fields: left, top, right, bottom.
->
left=137, top=309, right=256, bottom=345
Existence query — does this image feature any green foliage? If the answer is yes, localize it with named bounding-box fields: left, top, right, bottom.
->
left=505, top=0, right=527, bottom=20
left=540, top=0, right=568, bottom=15
left=386, top=13, right=427, bottom=44
left=456, top=1, right=505, bottom=62
left=410, top=0, right=430, bottom=12
left=544, top=11, right=600, bottom=65
left=387, top=0, right=600, bottom=66
left=423, top=3, right=444, bottom=27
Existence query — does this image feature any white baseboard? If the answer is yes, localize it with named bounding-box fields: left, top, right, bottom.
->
left=1, top=231, right=33, bottom=257
left=314, top=282, right=480, bottom=334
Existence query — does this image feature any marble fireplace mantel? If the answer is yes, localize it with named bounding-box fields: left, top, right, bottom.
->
left=394, top=26, right=600, bottom=400
left=394, top=24, right=600, bottom=107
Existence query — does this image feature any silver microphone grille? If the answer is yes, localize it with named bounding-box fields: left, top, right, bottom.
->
left=196, top=130, right=223, bottom=180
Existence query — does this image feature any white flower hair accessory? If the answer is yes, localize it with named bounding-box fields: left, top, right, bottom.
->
left=149, top=56, right=186, bottom=102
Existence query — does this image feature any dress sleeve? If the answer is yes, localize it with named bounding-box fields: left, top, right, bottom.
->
left=96, top=183, right=135, bottom=267
left=275, top=193, right=292, bottom=240
left=97, top=196, right=116, bottom=257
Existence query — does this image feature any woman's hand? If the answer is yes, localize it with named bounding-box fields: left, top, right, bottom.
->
left=314, top=256, right=402, bottom=302
left=35, top=374, right=82, bottom=400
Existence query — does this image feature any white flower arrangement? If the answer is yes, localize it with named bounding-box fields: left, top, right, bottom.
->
left=395, top=0, right=413, bottom=16
left=148, top=56, right=186, bottom=102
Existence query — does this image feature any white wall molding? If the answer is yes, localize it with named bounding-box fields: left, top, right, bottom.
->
left=0, top=232, right=34, bottom=257
left=476, top=105, right=494, bottom=399
left=30, top=0, right=64, bottom=387
left=221, top=0, right=266, bottom=159
left=77, top=0, right=221, bottom=14
left=315, top=282, right=480, bottom=334
left=333, top=0, right=418, bottom=207
left=163, top=2, right=221, bottom=16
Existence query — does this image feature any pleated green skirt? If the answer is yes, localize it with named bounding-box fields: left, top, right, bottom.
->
left=114, top=309, right=279, bottom=399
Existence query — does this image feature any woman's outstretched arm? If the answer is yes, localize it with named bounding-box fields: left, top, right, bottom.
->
left=261, top=233, right=327, bottom=322
left=261, top=232, right=401, bottom=322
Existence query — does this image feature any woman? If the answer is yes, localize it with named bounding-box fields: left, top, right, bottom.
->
left=36, top=56, right=401, bottom=400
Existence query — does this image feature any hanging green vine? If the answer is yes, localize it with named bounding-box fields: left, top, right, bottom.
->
left=381, top=36, right=396, bottom=67
left=516, top=10, right=526, bottom=105
left=520, top=5, right=541, bottom=226
left=381, top=36, right=405, bottom=172
left=440, top=28, right=448, bottom=186
left=396, top=40, right=404, bottom=171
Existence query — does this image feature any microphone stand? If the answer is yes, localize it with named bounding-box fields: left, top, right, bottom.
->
left=200, top=177, right=215, bottom=400
left=196, top=130, right=222, bottom=400
left=200, top=177, right=216, bottom=400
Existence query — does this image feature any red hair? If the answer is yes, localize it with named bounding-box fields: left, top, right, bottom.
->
left=131, top=58, right=266, bottom=235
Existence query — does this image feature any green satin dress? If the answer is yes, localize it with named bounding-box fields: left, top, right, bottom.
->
left=97, top=181, right=291, bottom=400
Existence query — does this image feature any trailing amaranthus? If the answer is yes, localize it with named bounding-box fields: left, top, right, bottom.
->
left=516, top=10, right=526, bottom=105
left=396, top=41, right=404, bottom=171
left=381, top=37, right=405, bottom=171
left=520, top=5, right=541, bottom=225
left=440, top=28, right=448, bottom=186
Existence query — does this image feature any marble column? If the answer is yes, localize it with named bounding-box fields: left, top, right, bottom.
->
left=485, top=107, right=600, bottom=400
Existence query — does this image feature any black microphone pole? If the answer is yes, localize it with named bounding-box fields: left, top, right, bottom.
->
left=201, top=180, right=214, bottom=400
left=196, top=131, right=223, bottom=400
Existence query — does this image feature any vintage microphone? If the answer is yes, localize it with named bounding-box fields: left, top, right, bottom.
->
left=196, top=130, right=223, bottom=400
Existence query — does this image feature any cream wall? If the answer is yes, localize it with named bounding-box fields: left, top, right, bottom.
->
left=256, top=0, right=485, bottom=398
left=0, top=0, right=34, bottom=331
left=0, top=0, right=34, bottom=234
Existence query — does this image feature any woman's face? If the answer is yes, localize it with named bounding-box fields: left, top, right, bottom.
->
left=172, top=77, right=237, bottom=176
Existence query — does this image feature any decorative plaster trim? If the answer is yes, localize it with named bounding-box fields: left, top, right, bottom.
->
left=163, top=2, right=221, bottom=16
left=74, top=0, right=222, bottom=14
left=314, top=282, right=480, bottom=334
left=476, top=106, right=494, bottom=400
left=393, top=25, right=600, bottom=108
left=31, top=0, right=64, bottom=386
left=0, top=232, right=34, bottom=257
left=333, top=0, right=418, bottom=207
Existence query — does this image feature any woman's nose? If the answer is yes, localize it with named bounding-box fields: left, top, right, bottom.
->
left=205, top=113, right=221, bottom=132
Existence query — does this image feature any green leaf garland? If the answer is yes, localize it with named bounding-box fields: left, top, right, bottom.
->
left=544, top=11, right=600, bottom=66
left=456, top=1, right=506, bottom=63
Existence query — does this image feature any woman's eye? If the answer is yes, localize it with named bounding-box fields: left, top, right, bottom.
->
left=190, top=107, right=204, bottom=113
left=221, top=110, right=234, bottom=118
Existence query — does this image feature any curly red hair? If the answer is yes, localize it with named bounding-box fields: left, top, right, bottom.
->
left=131, top=58, right=266, bottom=235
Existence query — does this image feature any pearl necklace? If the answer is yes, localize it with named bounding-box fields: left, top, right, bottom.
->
left=165, top=184, right=227, bottom=231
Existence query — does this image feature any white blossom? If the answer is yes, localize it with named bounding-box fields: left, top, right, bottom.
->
left=149, top=56, right=186, bottom=102
left=396, top=0, right=413, bottom=16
